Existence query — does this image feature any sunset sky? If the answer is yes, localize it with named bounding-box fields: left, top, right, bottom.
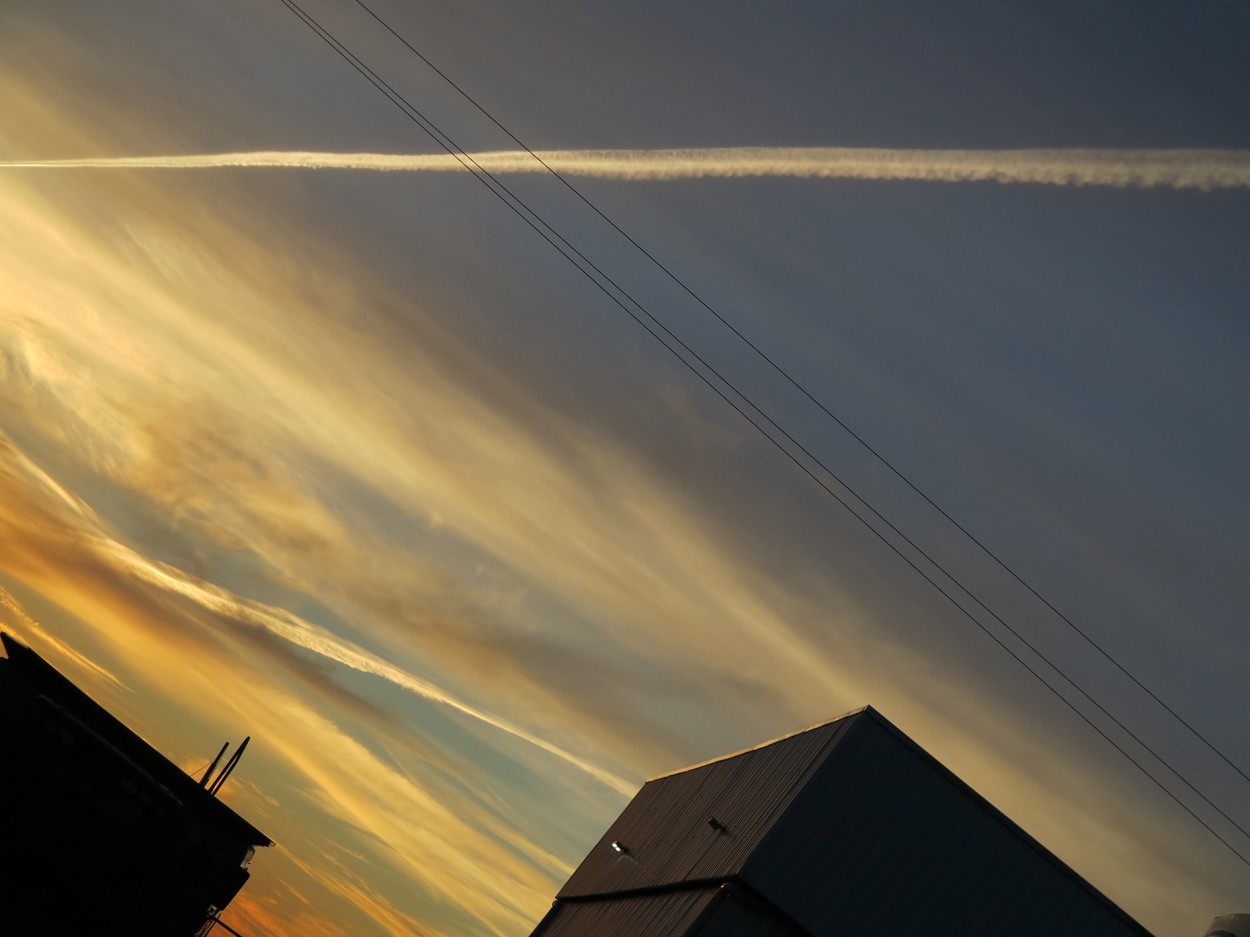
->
left=1, top=2, right=1248, bottom=935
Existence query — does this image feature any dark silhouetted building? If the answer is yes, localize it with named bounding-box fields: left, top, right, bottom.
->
left=530, top=706, right=1154, bottom=936
left=0, top=632, right=271, bottom=936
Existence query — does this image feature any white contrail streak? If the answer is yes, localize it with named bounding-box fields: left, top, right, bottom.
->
left=2, top=147, right=1249, bottom=189
left=95, top=536, right=638, bottom=796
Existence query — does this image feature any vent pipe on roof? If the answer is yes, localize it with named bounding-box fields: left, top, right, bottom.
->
left=200, top=741, right=230, bottom=787
left=1204, top=913, right=1250, bottom=937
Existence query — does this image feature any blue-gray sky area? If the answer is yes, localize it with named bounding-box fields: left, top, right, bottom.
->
left=1, top=2, right=1247, bottom=935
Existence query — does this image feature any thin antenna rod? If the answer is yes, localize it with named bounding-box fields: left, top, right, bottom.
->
left=209, top=736, right=250, bottom=796
left=199, top=741, right=230, bottom=787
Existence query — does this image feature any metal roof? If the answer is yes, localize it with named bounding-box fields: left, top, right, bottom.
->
left=540, top=707, right=1154, bottom=937
left=559, top=712, right=856, bottom=900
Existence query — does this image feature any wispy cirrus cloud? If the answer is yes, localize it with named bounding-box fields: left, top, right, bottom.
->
left=3, top=147, right=1249, bottom=189
left=2, top=106, right=1232, bottom=933
left=112, top=541, right=637, bottom=796
left=0, top=584, right=127, bottom=691
left=0, top=436, right=574, bottom=937
left=0, top=416, right=631, bottom=794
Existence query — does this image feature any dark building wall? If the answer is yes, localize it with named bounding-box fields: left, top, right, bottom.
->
left=745, top=712, right=1149, bottom=936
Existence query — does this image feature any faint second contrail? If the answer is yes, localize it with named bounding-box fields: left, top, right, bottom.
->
left=2, top=147, right=1249, bottom=190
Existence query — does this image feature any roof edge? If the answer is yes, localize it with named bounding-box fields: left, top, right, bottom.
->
left=645, top=705, right=875, bottom=782
left=642, top=705, right=1152, bottom=936
left=1, top=631, right=273, bottom=847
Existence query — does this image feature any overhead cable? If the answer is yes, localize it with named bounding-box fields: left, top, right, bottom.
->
left=274, top=0, right=1250, bottom=865
left=348, top=0, right=1249, bottom=794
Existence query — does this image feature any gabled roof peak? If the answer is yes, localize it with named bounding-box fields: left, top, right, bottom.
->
left=646, top=705, right=879, bottom=782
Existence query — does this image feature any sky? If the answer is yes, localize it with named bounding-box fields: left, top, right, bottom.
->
left=0, top=1, right=1247, bottom=935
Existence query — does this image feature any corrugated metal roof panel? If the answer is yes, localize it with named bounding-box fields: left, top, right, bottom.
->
left=557, top=712, right=860, bottom=899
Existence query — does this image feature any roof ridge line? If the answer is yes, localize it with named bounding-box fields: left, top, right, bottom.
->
left=645, top=706, right=876, bottom=782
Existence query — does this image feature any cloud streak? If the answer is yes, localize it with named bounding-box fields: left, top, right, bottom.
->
left=0, top=585, right=127, bottom=691
left=2, top=104, right=1240, bottom=932
left=0, top=429, right=632, bottom=795
left=3, top=147, right=1249, bottom=189
left=112, top=542, right=637, bottom=796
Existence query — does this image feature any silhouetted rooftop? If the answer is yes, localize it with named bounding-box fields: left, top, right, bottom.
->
left=0, top=631, right=271, bottom=936
left=533, top=706, right=1154, bottom=937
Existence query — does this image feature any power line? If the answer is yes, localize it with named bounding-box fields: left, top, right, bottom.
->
left=348, top=0, right=1250, bottom=794
left=274, top=0, right=1250, bottom=864
left=278, top=0, right=1250, bottom=861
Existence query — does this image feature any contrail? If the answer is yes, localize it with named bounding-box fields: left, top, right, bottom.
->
left=2, top=147, right=1249, bottom=190
left=107, top=543, right=638, bottom=795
